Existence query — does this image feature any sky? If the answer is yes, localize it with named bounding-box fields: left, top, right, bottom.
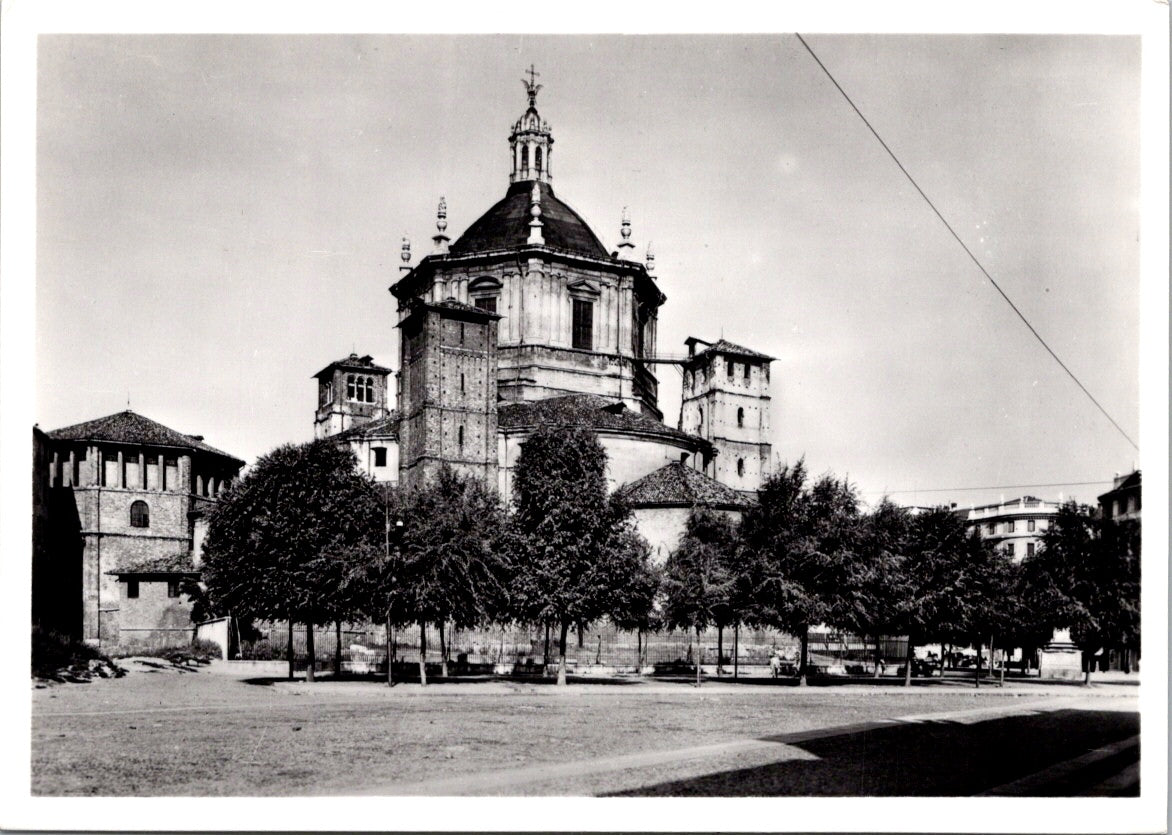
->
left=31, top=32, right=1147, bottom=509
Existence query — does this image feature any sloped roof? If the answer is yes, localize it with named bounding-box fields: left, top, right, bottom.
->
left=617, top=462, right=751, bottom=509
left=47, top=410, right=243, bottom=463
left=686, top=337, right=775, bottom=362
left=313, top=353, right=393, bottom=380
left=450, top=181, right=610, bottom=259
left=498, top=394, right=709, bottom=451
left=332, top=412, right=401, bottom=442
left=107, top=552, right=197, bottom=575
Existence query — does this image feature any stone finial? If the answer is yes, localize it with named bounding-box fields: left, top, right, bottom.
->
left=433, top=196, right=450, bottom=254
left=527, top=182, right=545, bottom=245
left=617, top=206, right=635, bottom=259
left=645, top=241, right=655, bottom=274
left=399, top=235, right=412, bottom=274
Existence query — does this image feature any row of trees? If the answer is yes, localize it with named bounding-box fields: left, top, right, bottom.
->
left=200, top=427, right=655, bottom=685
left=664, top=460, right=1140, bottom=686
left=198, top=430, right=1139, bottom=687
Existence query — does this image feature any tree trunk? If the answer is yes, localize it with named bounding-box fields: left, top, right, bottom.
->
left=335, top=621, right=343, bottom=677
left=695, top=626, right=703, bottom=687
left=903, top=636, right=914, bottom=687
left=418, top=620, right=428, bottom=686
left=1083, top=651, right=1093, bottom=685
left=577, top=622, right=585, bottom=649
left=543, top=622, right=551, bottom=673
left=557, top=620, right=569, bottom=687
left=975, top=638, right=982, bottom=689
left=305, top=623, right=316, bottom=683
left=874, top=635, right=883, bottom=678
left=439, top=620, right=448, bottom=679
left=717, top=626, right=724, bottom=678
left=798, top=627, right=809, bottom=686
left=287, top=619, right=294, bottom=681
left=940, top=641, right=948, bottom=677
left=636, top=628, right=643, bottom=674
left=386, top=613, right=394, bottom=687
left=733, top=624, right=739, bottom=680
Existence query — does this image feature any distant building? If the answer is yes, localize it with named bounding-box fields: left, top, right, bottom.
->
left=37, top=410, right=243, bottom=649
left=957, top=495, right=1061, bottom=562
left=1098, top=470, right=1141, bottom=522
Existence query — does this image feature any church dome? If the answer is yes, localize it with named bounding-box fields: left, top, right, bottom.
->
left=449, top=180, right=610, bottom=259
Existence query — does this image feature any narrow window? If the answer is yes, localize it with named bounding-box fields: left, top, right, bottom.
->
left=346, top=374, right=357, bottom=400
left=127, top=579, right=139, bottom=599
left=130, top=500, right=149, bottom=528
left=697, top=406, right=704, bottom=433
left=521, top=145, right=529, bottom=174
left=458, top=425, right=464, bottom=448
left=986, top=523, right=994, bottom=536
left=373, top=447, right=387, bottom=468
left=744, top=363, right=751, bottom=380
left=474, top=296, right=497, bottom=314
left=1027, top=542, right=1035, bottom=557
left=1005, top=542, right=1015, bottom=558
left=1027, top=519, right=1035, bottom=532
left=535, top=146, right=543, bottom=174
left=167, top=580, right=181, bottom=598
left=737, top=458, right=745, bottom=477
left=459, top=323, right=465, bottom=345
left=737, top=407, right=744, bottom=428
left=460, top=373, right=465, bottom=393
left=727, top=360, right=734, bottom=379
left=1007, top=520, right=1015, bottom=533
left=572, top=299, right=593, bottom=350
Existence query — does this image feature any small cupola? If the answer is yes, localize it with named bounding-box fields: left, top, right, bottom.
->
left=509, top=65, right=554, bottom=185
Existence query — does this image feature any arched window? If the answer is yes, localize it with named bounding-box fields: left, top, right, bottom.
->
left=521, top=145, right=529, bottom=173
left=697, top=406, right=704, bottom=433
left=737, top=407, right=744, bottom=428
left=130, top=500, right=149, bottom=528
left=737, top=459, right=745, bottom=478
left=535, top=146, right=543, bottom=173
left=346, top=374, right=357, bottom=400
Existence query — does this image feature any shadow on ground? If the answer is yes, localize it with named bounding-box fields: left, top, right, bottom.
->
left=605, top=709, right=1139, bottom=797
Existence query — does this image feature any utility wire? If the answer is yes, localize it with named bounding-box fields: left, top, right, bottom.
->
left=860, top=479, right=1115, bottom=496
left=794, top=33, right=1139, bottom=452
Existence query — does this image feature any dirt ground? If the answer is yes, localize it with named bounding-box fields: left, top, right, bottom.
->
left=30, top=662, right=1139, bottom=796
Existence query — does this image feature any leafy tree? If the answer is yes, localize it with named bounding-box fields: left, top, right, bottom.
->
left=936, top=520, right=1011, bottom=687
left=661, top=506, right=738, bottom=687
left=742, top=461, right=863, bottom=685
left=606, top=523, right=661, bottom=674
left=201, top=440, right=381, bottom=682
left=507, top=425, right=650, bottom=686
left=852, top=499, right=914, bottom=676
left=392, top=467, right=509, bottom=683
left=1031, top=502, right=1141, bottom=683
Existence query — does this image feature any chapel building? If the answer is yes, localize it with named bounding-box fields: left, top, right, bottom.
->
left=34, top=411, right=243, bottom=649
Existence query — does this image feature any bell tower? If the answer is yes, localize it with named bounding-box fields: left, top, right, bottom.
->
left=679, top=338, right=774, bottom=493
left=510, top=65, right=553, bottom=184
left=313, top=353, right=392, bottom=439
left=397, top=298, right=500, bottom=491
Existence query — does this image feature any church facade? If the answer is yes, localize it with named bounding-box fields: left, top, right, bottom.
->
left=322, top=71, right=774, bottom=559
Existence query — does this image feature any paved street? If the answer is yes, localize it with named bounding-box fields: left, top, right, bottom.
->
left=31, top=662, right=1139, bottom=796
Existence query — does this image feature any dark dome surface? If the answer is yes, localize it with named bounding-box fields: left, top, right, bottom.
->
left=449, top=181, right=610, bottom=259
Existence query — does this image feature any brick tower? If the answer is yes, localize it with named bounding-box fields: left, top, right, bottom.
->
left=397, top=298, right=500, bottom=491
left=679, top=337, right=774, bottom=493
